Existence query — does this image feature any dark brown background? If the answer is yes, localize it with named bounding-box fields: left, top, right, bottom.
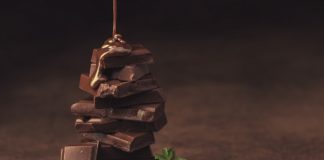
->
left=1, top=0, right=324, bottom=159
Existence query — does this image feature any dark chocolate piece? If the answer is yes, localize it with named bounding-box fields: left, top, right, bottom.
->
left=98, top=145, right=154, bottom=159
left=81, top=132, right=155, bottom=152
left=90, top=45, right=153, bottom=69
left=91, top=47, right=132, bottom=64
left=143, top=113, right=167, bottom=132
left=75, top=113, right=167, bottom=133
left=108, top=103, right=165, bottom=122
left=71, top=100, right=107, bottom=118
left=61, top=142, right=154, bottom=160
left=71, top=100, right=164, bottom=122
left=90, top=64, right=150, bottom=83
left=89, top=64, right=97, bottom=77
left=81, top=73, right=159, bottom=98
left=75, top=117, right=118, bottom=133
left=60, top=143, right=98, bottom=160
left=111, top=64, right=150, bottom=81
left=97, top=76, right=159, bottom=98
left=90, top=41, right=132, bottom=89
left=95, top=89, right=165, bottom=108
left=79, top=74, right=97, bottom=95
left=91, top=44, right=151, bottom=63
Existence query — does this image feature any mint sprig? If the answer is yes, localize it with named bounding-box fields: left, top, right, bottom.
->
left=155, top=148, right=187, bottom=160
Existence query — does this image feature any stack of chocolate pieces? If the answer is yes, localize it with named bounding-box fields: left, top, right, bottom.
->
left=61, top=37, right=167, bottom=160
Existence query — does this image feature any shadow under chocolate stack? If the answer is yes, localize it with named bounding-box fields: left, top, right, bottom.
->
left=61, top=35, right=167, bottom=160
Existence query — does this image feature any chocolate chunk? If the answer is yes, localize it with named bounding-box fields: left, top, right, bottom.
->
left=79, top=74, right=108, bottom=95
left=71, top=100, right=107, bottom=118
left=90, top=45, right=153, bottom=69
left=80, top=73, right=158, bottom=98
left=89, top=64, right=97, bottom=77
left=71, top=100, right=164, bottom=122
left=144, top=113, right=167, bottom=132
left=111, top=64, right=150, bottom=81
left=95, top=89, right=165, bottom=108
left=90, top=64, right=150, bottom=86
left=97, top=76, right=159, bottom=98
left=90, top=42, right=133, bottom=89
left=91, top=44, right=151, bottom=63
left=60, top=143, right=98, bottom=160
left=81, top=132, right=155, bottom=152
left=91, top=47, right=132, bottom=64
left=98, top=145, right=154, bottom=159
left=79, top=74, right=97, bottom=95
left=75, top=113, right=167, bottom=133
left=104, top=54, right=153, bottom=68
left=61, top=142, right=154, bottom=160
left=107, top=103, right=165, bottom=122
left=128, top=44, right=152, bottom=56
left=75, top=117, right=118, bottom=133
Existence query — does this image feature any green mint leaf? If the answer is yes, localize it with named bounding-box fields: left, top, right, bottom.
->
left=155, top=147, right=187, bottom=160
left=167, top=149, right=175, bottom=160
left=162, top=148, right=171, bottom=157
left=155, top=154, right=167, bottom=160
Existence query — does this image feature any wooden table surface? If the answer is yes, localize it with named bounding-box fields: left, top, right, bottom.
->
left=1, top=31, right=324, bottom=160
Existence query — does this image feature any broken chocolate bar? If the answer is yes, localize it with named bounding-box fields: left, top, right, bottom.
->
left=71, top=100, right=164, bottom=122
left=98, top=145, right=154, bottom=159
left=80, top=73, right=158, bottom=98
left=79, top=74, right=97, bottom=95
left=61, top=143, right=98, bottom=160
left=90, top=47, right=131, bottom=64
left=81, top=132, right=155, bottom=152
left=111, top=64, right=150, bottom=81
left=91, top=44, right=151, bottom=63
left=90, top=40, right=133, bottom=89
left=95, top=89, right=165, bottom=108
left=97, top=76, right=159, bottom=98
left=107, top=103, right=165, bottom=122
left=89, top=64, right=97, bottom=77
left=71, top=100, right=107, bottom=118
left=90, top=64, right=149, bottom=83
left=61, top=142, right=154, bottom=160
left=75, top=117, right=118, bottom=133
left=75, top=113, right=167, bottom=133
left=90, top=45, right=153, bottom=68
